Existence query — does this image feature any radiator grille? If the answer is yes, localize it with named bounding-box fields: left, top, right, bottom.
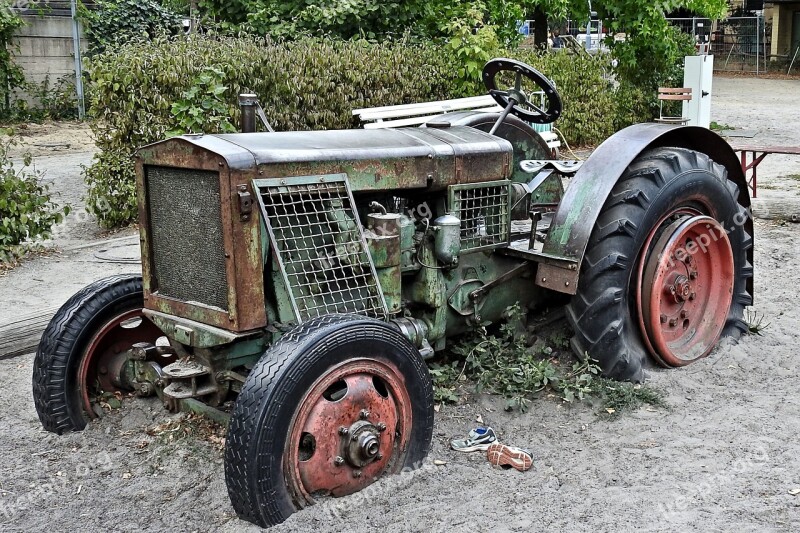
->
left=449, top=181, right=511, bottom=252
left=146, top=166, right=229, bottom=310
left=254, top=174, right=387, bottom=323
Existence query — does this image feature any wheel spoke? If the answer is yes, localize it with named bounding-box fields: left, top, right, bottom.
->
left=514, top=71, right=522, bottom=91
left=524, top=101, right=546, bottom=115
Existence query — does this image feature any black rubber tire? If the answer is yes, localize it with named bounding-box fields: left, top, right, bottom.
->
left=566, top=147, right=753, bottom=381
left=32, top=274, right=146, bottom=433
left=224, top=314, right=434, bottom=528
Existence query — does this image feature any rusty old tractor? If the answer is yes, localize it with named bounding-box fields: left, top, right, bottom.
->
left=32, top=59, right=753, bottom=527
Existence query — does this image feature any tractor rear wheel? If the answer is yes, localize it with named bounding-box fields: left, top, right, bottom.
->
left=32, top=274, right=164, bottom=433
left=224, top=314, right=434, bottom=528
left=566, top=147, right=752, bottom=381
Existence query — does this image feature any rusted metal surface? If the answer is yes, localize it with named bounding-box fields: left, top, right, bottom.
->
left=166, top=126, right=512, bottom=192
left=430, top=111, right=552, bottom=184
left=538, top=123, right=753, bottom=297
left=78, top=309, right=163, bottom=418
left=638, top=216, right=734, bottom=367
left=284, top=359, right=412, bottom=504
left=135, top=139, right=267, bottom=332
left=365, top=212, right=402, bottom=314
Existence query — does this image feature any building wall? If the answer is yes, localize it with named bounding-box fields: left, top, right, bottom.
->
left=768, top=2, right=800, bottom=57
left=11, top=15, right=86, bottom=101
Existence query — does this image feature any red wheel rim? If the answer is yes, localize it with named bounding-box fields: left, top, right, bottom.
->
left=77, top=309, right=163, bottom=417
left=638, top=215, right=734, bottom=366
left=284, top=359, right=412, bottom=505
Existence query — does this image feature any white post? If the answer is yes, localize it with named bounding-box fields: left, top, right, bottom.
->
left=70, top=0, right=85, bottom=119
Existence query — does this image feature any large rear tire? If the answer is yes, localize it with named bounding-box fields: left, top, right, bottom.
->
left=224, top=314, right=434, bottom=528
left=566, top=147, right=753, bottom=381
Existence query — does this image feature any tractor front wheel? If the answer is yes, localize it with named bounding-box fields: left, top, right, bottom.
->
left=224, top=314, right=434, bottom=528
left=566, top=147, right=752, bottom=381
left=32, top=275, right=164, bottom=433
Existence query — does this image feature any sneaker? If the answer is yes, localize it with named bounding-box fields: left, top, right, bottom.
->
left=486, top=443, right=533, bottom=472
left=450, top=426, right=497, bottom=452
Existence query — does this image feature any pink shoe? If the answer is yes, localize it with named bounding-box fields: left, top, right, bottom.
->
left=486, top=443, right=533, bottom=472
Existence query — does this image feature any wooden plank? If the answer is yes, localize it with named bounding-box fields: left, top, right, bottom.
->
left=353, top=95, right=497, bottom=116
left=0, top=307, right=59, bottom=359
left=729, top=145, right=800, bottom=155
left=362, top=107, right=501, bottom=129
left=357, top=99, right=502, bottom=121
left=751, top=197, right=800, bottom=222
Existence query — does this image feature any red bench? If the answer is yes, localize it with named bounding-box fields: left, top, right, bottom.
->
left=728, top=145, right=800, bottom=198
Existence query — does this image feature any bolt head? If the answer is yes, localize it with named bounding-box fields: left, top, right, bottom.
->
left=689, top=292, right=696, bottom=301
left=689, top=271, right=698, bottom=279
left=351, top=433, right=359, bottom=441
left=680, top=310, right=688, bottom=319
left=376, top=422, right=387, bottom=432
left=660, top=314, right=667, bottom=324
left=376, top=453, right=383, bottom=460
left=359, top=409, right=370, bottom=420
left=338, top=426, right=349, bottom=435
left=353, top=470, right=362, bottom=478
left=668, top=318, right=678, bottom=327
left=334, top=456, right=344, bottom=467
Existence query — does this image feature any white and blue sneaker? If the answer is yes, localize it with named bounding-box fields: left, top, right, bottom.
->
left=450, top=426, right=498, bottom=452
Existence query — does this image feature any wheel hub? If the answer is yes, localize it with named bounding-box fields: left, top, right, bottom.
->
left=344, top=419, right=385, bottom=468
left=638, top=215, right=735, bottom=367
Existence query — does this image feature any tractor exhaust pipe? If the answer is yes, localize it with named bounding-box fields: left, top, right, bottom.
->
left=238, top=93, right=275, bottom=133
left=238, top=94, right=258, bottom=133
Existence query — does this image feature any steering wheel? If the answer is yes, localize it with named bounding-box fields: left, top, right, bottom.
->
left=482, top=58, right=563, bottom=127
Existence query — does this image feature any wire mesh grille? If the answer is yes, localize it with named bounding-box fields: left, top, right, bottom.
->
left=255, top=176, right=386, bottom=322
left=450, top=181, right=510, bottom=252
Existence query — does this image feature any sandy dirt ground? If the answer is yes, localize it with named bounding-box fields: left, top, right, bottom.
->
left=0, top=75, right=799, bottom=532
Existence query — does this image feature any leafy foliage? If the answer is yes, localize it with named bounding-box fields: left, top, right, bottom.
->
left=5, top=75, right=79, bottom=122
left=167, top=67, right=237, bottom=137
left=0, top=140, right=67, bottom=263
left=431, top=304, right=666, bottom=415
left=0, top=3, right=25, bottom=116
left=79, top=0, right=184, bottom=55
left=597, top=0, right=727, bottom=91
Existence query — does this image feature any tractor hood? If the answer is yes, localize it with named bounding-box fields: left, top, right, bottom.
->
left=137, top=125, right=513, bottom=192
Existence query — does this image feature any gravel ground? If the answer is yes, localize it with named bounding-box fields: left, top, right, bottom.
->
left=0, top=75, right=798, bottom=533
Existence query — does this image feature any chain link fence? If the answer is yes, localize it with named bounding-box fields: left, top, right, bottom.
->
left=667, top=16, right=770, bottom=74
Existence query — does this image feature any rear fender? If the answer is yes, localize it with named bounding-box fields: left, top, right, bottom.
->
left=537, top=123, right=753, bottom=296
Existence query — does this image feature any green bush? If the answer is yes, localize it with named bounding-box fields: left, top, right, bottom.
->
left=84, top=35, right=639, bottom=227
left=6, top=75, right=80, bottom=122
left=0, top=140, right=67, bottom=263
left=79, top=0, right=184, bottom=55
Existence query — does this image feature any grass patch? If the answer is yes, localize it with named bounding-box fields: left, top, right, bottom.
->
left=430, top=305, right=666, bottom=415
left=710, top=121, right=735, bottom=131
left=744, top=308, right=771, bottom=336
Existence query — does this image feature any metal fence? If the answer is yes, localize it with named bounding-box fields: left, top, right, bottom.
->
left=667, top=16, right=770, bottom=74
